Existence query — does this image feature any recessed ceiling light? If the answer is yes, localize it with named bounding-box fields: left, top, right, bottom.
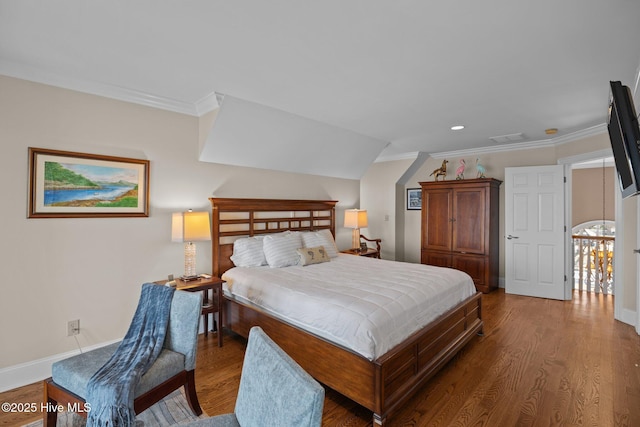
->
left=451, top=125, right=465, bottom=131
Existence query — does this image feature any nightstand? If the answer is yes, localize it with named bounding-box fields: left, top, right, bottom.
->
left=156, top=276, right=225, bottom=347
left=341, top=247, right=380, bottom=258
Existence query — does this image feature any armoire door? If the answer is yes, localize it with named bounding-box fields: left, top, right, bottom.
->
left=452, top=186, right=486, bottom=254
left=422, top=189, right=453, bottom=252
left=452, top=253, right=487, bottom=289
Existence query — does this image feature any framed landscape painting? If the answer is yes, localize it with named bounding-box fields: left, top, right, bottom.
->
left=28, top=148, right=150, bottom=218
left=407, top=188, right=422, bottom=210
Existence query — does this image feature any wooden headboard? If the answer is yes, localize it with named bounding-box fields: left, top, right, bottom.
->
left=209, top=198, right=338, bottom=277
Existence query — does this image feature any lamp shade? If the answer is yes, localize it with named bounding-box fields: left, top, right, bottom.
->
left=344, top=209, right=368, bottom=229
left=172, top=211, right=211, bottom=242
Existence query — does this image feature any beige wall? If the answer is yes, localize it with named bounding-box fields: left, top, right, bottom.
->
left=403, top=146, right=559, bottom=265
left=387, top=133, right=638, bottom=316
left=572, top=167, right=615, bottom=227
left=2, top=73, right=637, bottom=389
left=620, top=191, right=638, bottom=315
left=0, top=76, right=359, bottom=376
left=400, top=137, right=614, bottom=267
left=360, top=158, right=414, bottom=260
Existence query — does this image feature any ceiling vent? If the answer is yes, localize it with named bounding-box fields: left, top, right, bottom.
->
left=489, top=133, right=525, bottom=144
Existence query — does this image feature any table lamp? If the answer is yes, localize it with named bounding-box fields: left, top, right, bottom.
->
left=344, top=209, right=368, bottom=250
left=172, top=210, right=211, bottom=280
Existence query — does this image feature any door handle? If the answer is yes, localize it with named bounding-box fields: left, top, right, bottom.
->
left=634, top=249, right=640, bottom=254
left=507, top=235, right=519, bottom=240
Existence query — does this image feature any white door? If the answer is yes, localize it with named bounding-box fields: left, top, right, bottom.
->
left=505, top=165, right=567, bottom=299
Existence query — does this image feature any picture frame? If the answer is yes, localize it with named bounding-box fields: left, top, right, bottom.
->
left=28, top=147, right=150, bottom=218
left=407, top=188, right=422, bottom=210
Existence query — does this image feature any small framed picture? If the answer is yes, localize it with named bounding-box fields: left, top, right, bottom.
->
left=407, top=188, right=422, bottom=210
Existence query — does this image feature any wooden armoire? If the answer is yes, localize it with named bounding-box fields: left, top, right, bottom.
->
left=419, top=178, right=501, bottom=293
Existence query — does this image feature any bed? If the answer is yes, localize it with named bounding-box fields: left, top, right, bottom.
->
left=210, top=198, right=483, bottom=425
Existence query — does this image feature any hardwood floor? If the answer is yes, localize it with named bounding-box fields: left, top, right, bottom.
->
left=2, top=289, right=639, bottom=426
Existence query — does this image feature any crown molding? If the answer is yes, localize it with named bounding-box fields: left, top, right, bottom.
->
left=558, top=148, right=613, bottom=166
left=194, top=91, right=221, bottom=116
left=429, top=124, right=607, bottom=159
left=0, top=60, right=212, bottom=116
left=0, top=59, right=610, bottom=154
left=374, top=151, right=421, bottom=163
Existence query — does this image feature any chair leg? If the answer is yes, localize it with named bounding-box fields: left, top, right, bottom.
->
left=42, top=379, right=59, bottom=427
left=184, top=370, right=202, bottom=416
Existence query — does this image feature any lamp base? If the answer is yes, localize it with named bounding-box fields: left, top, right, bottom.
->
left=180, top=275, right=200, bottom=281
left=184, top=242, right=197, bottom=279
left=351, top=228, right=361, bottom=250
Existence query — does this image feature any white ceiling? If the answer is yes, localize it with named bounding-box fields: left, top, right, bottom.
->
left=2, top=1, right=639, bottom=178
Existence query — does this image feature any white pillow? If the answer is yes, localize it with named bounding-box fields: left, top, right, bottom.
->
left=301, top=229, right=339, bottom=258
left=263, top=232, right=303, bottom=268
left=230, top=236, right=266, bottom=267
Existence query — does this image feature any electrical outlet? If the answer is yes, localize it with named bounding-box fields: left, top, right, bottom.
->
left=67, top=319, right=80, bottom=336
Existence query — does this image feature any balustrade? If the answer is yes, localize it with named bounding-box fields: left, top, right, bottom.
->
left=572, top=235, right=614, bottom=294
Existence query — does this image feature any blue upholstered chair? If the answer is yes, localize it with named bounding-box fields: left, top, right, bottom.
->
left=185, top=326, right=325, bottom=427
left=43, top=288, right=203, bottom=427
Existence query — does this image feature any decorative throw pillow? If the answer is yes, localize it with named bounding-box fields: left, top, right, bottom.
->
left=263, top=232, right=303, bottom=268
left=230, top=236, right=266, bottom=267
left=301, top=229, right=339, bottom=258
left=297, top=246, right=331, bottom=266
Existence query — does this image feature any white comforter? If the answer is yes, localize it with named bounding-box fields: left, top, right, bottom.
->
left=222, top=254, right=476, bottom=360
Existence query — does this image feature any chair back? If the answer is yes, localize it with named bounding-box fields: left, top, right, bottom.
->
left=234, top=327, right=324, bottom=427
left=164, top=289, right=203, bottom=371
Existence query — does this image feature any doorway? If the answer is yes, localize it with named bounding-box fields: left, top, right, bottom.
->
left=571, top=158, right=616, bottom=294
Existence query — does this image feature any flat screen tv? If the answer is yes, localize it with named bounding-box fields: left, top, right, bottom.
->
left=608, top=80, right=640, bottom=198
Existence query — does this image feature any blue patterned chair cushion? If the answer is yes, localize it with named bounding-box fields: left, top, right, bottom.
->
left=52, top=342, right=184, bottom=398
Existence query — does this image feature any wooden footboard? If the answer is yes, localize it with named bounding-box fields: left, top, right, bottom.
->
left=225, top=292, right=483, bottom=425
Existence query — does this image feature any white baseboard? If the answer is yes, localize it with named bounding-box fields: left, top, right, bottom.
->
left=0, top=339, right=119, bottom=393
left=617, top=307, right=638, bottom=332
left=0, top=320, right=209, bottom=393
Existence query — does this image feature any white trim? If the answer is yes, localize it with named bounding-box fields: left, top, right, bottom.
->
left=621, top=308, right=638, bottom=330
left=563, top=163, right=573, bottom=300
left=431, top=125, right=607, bottom=159
left=571, top=220, right=615, bottom=233
left=614, top=163, right=625, bottom=323
left=0, top=319, right=209, bottom=392
left=374, top=151, right=421, bottom=163
left=0, top=61, right=213, bottom=117
left=552, top=125, right=608, bottom=146
left=431, top=139, right=555, bottom=159
left=194, top=91, right=221, bottom=116
left=0, top=339, right=119, bottom=393
left=558, top=148, right=613, bottom=166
